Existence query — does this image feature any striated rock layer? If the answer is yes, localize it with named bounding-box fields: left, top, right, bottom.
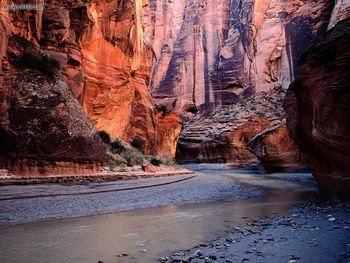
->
left=328, top=0, right=350, bottom=28
left=144, top=0, right=334, bottom=112
left=176, top=116, right=271, bottom=166
left=176, top=87, right=286, bottom=166
left=284, top=17, right=350, bottom=197
left=176, top=86, right=309, bottom=172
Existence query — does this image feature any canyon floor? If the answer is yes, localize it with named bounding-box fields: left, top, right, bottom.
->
left=0, top=165, right=349, bottom=263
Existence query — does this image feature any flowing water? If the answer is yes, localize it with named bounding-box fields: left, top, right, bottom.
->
left=0, top=166, right=318, bottom=263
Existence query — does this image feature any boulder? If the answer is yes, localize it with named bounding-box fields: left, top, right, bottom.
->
left=142, top=164, right=156, bottom=173
left=249, top=120, right=308, bottom=173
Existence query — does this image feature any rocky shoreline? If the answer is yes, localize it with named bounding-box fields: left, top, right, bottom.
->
left=163, top=201, right=350, bottom=263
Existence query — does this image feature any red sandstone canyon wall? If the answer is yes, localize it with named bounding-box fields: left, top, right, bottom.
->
left=80, top=0, right=158, bottom=154
left=284, top=17, right=350, bottom=197
left=1, top=0, right=349, bottom=177
left=0, top=0, right=181, bottom=175
left=144, top=0, right=334, bottom=112
left=249, top=120, right=308, bottom=173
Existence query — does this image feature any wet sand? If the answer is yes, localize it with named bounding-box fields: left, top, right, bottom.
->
left=0, top=165, right=264, bottom=225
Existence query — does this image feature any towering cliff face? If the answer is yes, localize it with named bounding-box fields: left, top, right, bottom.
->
left=1, top=0, right=347, bottom=176
left=284, top=17, right=350, bottom=197
left=163, top=0, right=342, bottom=171
left=143, top=0, right=334, bottom=112
left=80, top=0, right=158, bottom=154
left=0, top=0, right=183, bottom=173
left=1, top=0, right=157, bottom=175
left=37, top=0, right=158, bottom=154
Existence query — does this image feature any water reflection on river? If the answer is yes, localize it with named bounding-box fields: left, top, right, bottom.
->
left=0, top=167, right=317, bottom=263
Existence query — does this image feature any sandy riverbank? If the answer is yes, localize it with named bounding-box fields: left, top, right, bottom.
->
left=0, top=168, right=194, bottom=185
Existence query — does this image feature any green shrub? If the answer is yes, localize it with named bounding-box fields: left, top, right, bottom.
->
left=159, top=157, right=177, bottom=167
left=113, top=154, right=128, bottom=166
left=118, top=164, right=128, bottom=172
left=10, top=36, right=60, bottom=78
left=156, top=104, right=171, bottom=115
left=131, top=138, right=145, bottom=150
left=108, top=159, right=117, bottom=172
left=99, top=131, right=111, bottom=144
left=20, top=51, right=60, bottom=77
left=110, top=138, right=126, bottom=154
left=150, top=157, right=161, bottom=166
left=120, top=149, right=145, bottom=166
left=146, top=156, right=177, bottom=167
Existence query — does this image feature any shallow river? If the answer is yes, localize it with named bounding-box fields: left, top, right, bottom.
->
left=0, top=165, right=318, bottom=263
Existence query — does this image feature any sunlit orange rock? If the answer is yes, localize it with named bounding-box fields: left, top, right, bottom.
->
left=0, top=0, right=182, bottom=170
left=142, top=164, right=156, bottom=173
left=80, top=0, right=157, bottom=154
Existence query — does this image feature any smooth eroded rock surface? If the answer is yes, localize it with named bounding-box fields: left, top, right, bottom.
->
left=284, top=17, right=350, bottom=197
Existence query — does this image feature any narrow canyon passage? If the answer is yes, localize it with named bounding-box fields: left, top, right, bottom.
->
left=0, top=165, right=318, bottom=263
left=1, top=1, right=350, bottom=263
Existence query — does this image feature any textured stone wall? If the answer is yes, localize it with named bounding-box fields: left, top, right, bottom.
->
left=80, top=0, right=157, bottom=154
left=1, top=0, right=348, bottom=176
left=1, top=0, right=160, bottom=155
left=0, top=35, right=107, bottom=175
left=144, top=0, right=334, bottom=112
